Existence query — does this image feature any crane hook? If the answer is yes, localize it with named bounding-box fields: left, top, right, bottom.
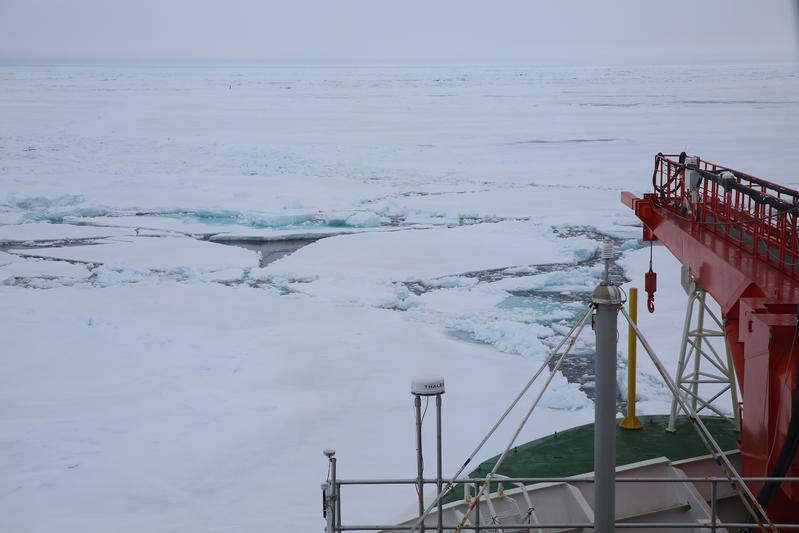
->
left=645, top=268, right=657, bottom=313
left=645, top=241, right=657, bottom=313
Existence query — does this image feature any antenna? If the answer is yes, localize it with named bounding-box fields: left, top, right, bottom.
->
left=601, top=240, right=614, bottom=283
left=411, top=377, right=445, bottom=533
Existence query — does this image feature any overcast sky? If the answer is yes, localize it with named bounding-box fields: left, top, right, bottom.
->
left=0, top=0, right=797, bottom=65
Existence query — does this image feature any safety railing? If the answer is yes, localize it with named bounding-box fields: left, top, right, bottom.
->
left=322, top=472, right=799, bottom=532
left=651, top=153, right=799, bottom=279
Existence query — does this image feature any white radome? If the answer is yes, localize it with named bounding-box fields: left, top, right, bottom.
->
left=411, top=377, right=445, bottom=396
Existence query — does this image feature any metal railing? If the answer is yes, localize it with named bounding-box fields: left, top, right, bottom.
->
left=322, top=469, right=799, bottom=532
left=651, top=153, right=799, bottom=279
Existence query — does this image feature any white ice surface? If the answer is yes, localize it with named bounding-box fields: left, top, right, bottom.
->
left=1, top=63, right=796, bottom=532
left=0, top=222, right=133, bottom=243
left=262, top=221, right=598, bottom=319
left=3, top=65, right=798, bottom=220
left=0, top=251, right=18, bottom=266
left=61, top=214, right=402, bottom=242
left=268, top=221, right=596, bottom=282
left=62, top=215, right=253, bottom=237
left=10, top=236, right=260, bottom=273
left=374, top=185, right=626, bottom=232
left=0, top=283, right=593, bottom=533
left=0, top=212, right=25, bottom=225
left=209, top=224, right=402, bottom=242
left=0, top=257, right=91, bottom=284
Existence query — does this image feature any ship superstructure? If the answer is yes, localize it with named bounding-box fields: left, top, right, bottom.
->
left=624, top=154, right=799, bottom=523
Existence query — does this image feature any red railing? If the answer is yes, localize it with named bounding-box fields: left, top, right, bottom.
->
left=651, top=153, right=799, bottom=280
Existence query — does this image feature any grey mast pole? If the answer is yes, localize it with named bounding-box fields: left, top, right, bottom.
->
left=411, top=378, right=445, bottom=533
left=323, top=449, right=337, bottom=533
left=592, top=241, right=622, bottom=533
left=435, top=393, right=443, bottom=533
left=414, top=394, right=425, bottom=533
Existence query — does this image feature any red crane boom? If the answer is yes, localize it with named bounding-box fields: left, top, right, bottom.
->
left=623, top=153, right=799, bottom=523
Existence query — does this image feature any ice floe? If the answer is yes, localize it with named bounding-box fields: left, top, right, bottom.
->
left=267, top=220, right=597, bottom=282
left=0, top=256, right=91, bottom=287
left=63, top=215, right=250, bottom=237
left=0, top=222, right=133, bottom=243
left=11, top=236, right=260, bottom=273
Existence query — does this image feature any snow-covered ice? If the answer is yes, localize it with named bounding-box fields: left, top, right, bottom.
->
left=268, top=221, right=597, bottom=282
left=1, top=63, right=797, bottom=532
left=0, top=255, right=91, bottom=288
left=11, top=236, right=260, bottom=272
left=62, top=215, right=255, bottom=237
left=0, top=282, right=594, bottom=532
left=0, top=221, right=133, bottom=243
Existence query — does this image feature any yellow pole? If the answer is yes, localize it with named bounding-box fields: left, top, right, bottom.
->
left=620, top=287, right=643, bottom=430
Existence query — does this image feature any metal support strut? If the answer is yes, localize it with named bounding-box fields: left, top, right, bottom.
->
left=668, top=265, right=740, bottom=432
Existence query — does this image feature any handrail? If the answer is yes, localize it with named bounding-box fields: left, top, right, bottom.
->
left=337, top=523, right=799, bottom=531
left=650, top=153, right=799, bottom=281
left=657, top=153, right=799, bottom=200
left=336, top=476, right=799, bottom=484
left=325, top=476, right=799, bottom=532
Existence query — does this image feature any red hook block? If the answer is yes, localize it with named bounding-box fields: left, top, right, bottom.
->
left=645, top=269, right=657, bottom=313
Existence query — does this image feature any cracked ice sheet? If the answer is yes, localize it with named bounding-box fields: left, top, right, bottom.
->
left=4, top=65, right=799, bottom=219
left=374, top=185, right=633, bottom=234
left=209, top=224, right=404, bottom=242
left=0, top=282, right=593, bottom=532
left=0, top=257, right=91, bottom=284
left=63, top=210, right=322, bottom=235
left=404, top=280, right=595, bottom=383
left=488, top=264, right=604, bottom=293
left=0, top=222, right=134, bottom=243
left=264, top=221, right=600, bottom=378
left=62, top=212, right=396, bottom=241
left=268, top=220, right=597, bottom=283
left=11, top=236, right=260, bottom=272
left=63, top=216, right=257, bottom=237
left=409, top=285, right=556, bottom=357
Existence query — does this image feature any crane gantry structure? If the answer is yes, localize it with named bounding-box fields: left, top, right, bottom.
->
left=623, top=153, right=799, bottom=523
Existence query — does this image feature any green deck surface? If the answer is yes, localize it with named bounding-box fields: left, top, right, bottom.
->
left=444, top=415, right=738, bottom=503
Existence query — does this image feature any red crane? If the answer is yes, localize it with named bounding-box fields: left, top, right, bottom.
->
left=623, top=153, right=799, bottom=523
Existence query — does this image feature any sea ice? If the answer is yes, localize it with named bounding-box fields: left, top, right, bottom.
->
left=0, top=258, right=90, bottom=284
left=63, top=215, right=251, bottom=237
left=10, top=235, right=260, bottom=273
left=0, top=222, right=133, bottom=243
left=267, top=220, right=597, bottom=283
left=1, top=63, right=794, bottom=533
left=0, top=282, right=595, bottom=532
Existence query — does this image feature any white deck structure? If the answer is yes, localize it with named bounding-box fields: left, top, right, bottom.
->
left=386, top=454, right=744, bottom=533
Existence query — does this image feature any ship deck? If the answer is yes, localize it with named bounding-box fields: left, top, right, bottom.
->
left=445, top=414, right=739, bottom=502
